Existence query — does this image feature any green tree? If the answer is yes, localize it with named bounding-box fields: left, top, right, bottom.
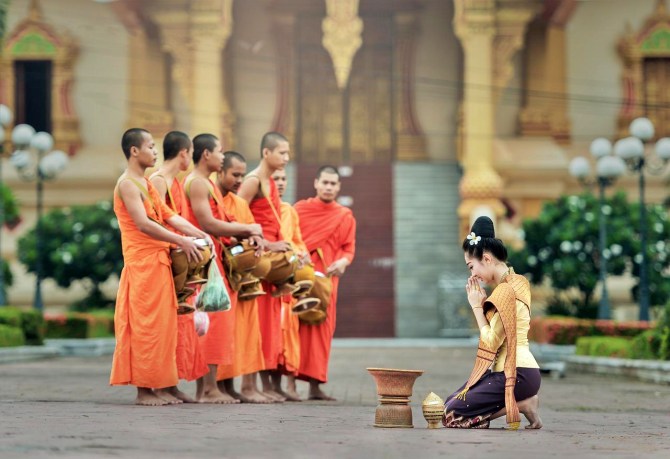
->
left=1, top=182, right=20, bottom=302
left=509, top=192, right=670, bottom=316
left=17, top=201, right=122, bottom=309
left=0, top=0, right=9, bottom=39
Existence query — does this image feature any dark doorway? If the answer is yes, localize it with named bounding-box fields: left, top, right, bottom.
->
left=14, top=60, right=52, bottom=133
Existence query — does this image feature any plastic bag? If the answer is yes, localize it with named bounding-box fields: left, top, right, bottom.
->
left=196, top=261, right=231, bottom=312
left=194, top=310, right=210, bottom=336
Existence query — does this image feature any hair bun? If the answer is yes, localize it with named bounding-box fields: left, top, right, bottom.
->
left=470, top=216, right=495, bottom=238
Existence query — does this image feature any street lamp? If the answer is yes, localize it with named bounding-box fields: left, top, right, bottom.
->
left=9, top=123, right=69, bottom=311
left=614, top=117, right=670, bottom=321
left=0, top=104, right=14, bottom=306
left=569, top=138, right=626, bottom=320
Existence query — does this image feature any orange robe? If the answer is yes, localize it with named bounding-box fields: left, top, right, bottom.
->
left=278, top=202, right=305, bottom=375
left=294, top=197, right=356, bottom=383
left=110, top=178, right=178, bottom=389
left=182, top=176, right=237, bottom=366
left=249, top=178, right=283, bottom=369
left=158, top=177, right=209, bottom=382
left=216, top=192, right=266, bottom=380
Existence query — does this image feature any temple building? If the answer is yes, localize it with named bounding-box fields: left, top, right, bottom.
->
left=1, top=0, right=668, bottom=336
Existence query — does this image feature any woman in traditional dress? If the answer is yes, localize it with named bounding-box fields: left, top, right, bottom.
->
left=442, top=216, right=542, bottom=430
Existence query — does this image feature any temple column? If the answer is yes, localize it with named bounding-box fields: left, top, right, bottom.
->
left=151, top=0, right=234, bottom=146
left=519, top=1, right=576, bottom=143
left=454, top=0, right=505, bottom=236
left=394, top=10, right=427, bottom=161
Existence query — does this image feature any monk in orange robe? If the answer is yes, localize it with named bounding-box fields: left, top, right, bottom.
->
left=295, top=166, right=356, bottom=400
left=182, top=133, right=263, bottom=404
left=214, top=151, right=273, bottom=404
left=110, top=128, right=207, bottom=406
left=238, top=131, right=292, bottom=402
left=149, top=130, right=210, bottom=403
left=271, top=168, right=309, bottom=401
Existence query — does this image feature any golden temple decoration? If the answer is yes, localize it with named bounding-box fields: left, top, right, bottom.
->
left=321, top=0, right=363, bottom=90
left=617, top=0, right=670, bottom=138
left=493, top=7, right=538, bottom=103
left=150, top=0, right=235, bottom=145
left=0, top=0, right=81, bottom=154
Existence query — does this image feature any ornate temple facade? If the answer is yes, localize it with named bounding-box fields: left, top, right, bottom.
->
left=1, top=0, right=668, bottom=336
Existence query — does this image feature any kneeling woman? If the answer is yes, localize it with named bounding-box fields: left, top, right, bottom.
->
left=443, top=216, right=542, bottom=430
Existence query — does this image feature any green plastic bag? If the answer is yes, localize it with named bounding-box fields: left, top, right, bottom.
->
left=196, top=261, right=231, bottom=312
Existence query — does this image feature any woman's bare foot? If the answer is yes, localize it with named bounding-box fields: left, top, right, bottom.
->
left=154, top=388, right=183, bottom=404
left=167, top=386, right=196, bottom=403
left=519, top=395, right=543, bottom=429
left=239, top=388, right=274, bottom=404
left=135, top=388, right=169, bottom=406
left=197, top=389, right=240, bottom=404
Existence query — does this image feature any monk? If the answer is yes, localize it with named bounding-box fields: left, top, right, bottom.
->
left=214, top=151, right=275, bottom=403
left=149, top=130, right=210, bottom=403
left=182, top=133, right=263, bottom=404
left=271, top=168, right=310, bottom=401
left=110, top=128, right=205, bottom=406
left=238, top=131, right=291, bottom=402
left=295, top=166, right=356, bottom=400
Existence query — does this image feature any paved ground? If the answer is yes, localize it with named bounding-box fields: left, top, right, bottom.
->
left=0, top=343, right=669, bottom=458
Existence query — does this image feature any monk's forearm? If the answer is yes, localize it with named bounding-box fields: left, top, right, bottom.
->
left=166, top=215, right=207, bottom=239
left=138, top=219, right=189, bottom=246
left=202, top=220, right=255, bottom=238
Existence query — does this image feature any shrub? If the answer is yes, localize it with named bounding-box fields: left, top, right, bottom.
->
left=629, top=330, right=663, bottom=360
left=575, top=336, right=632, bottom=358
left=0, top=324, right=26, bottom=347
left=44, top=312, right=114, bottom=339
left=0, top=307, right=45, bottom=345
left=529, top=316, right=653, bottom=345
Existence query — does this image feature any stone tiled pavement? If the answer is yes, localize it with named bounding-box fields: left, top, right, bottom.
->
left=0, top=341, right=669, bottom=458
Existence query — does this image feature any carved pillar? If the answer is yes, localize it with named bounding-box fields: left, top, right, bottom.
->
left=151, top=0, right=234, bottom=146
left=269, top=12, right=297, bottom=142
left=395, top=11, right=427, bottom=161
left=493, top=7, right=537, bottom=104
left=518, top=1, right=576, bottom=143
left=454, top=0, right=505, bottom=237
left=128, top=28, right=174, bottom=134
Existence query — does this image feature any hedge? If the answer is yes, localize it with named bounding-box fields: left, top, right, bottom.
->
left=0, top=307, right=45, bottom=345
left=575, top=336, right=632, bottom=358
left=576, top=332, right=670, bottom=361
left=529, top=316, right=653, bottom=345
left=44, top=311, right=114, bottom=339
left=0, top=324, right=26, bottom=347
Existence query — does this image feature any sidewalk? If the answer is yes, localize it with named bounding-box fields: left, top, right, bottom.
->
left=0, top=344, right=668, bottom=458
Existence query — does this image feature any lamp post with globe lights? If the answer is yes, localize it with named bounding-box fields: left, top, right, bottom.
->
left=613, top=117, right=670, bottom=321
left=0, top=104, right=14, bottom=306
left=10, top=123, right=69, bottom=311
left=569, top=138, right=626, bottom=320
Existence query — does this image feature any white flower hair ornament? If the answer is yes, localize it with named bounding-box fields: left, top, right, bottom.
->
left=467, top=232, right=481, bottom=246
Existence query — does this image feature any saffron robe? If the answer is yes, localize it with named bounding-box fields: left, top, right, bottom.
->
left=278, top=202, right=306, bottom=375
left=110, top=178, right=178, bottom=389
left=152, top=174, right=209, bottom=382
left=216, top=192, right=266, bottom=380
left=248, top=178, right=283, bottom=369
left=182, top=176, right=237, bottom=366
left=294, top=197, right=356, bottom=383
